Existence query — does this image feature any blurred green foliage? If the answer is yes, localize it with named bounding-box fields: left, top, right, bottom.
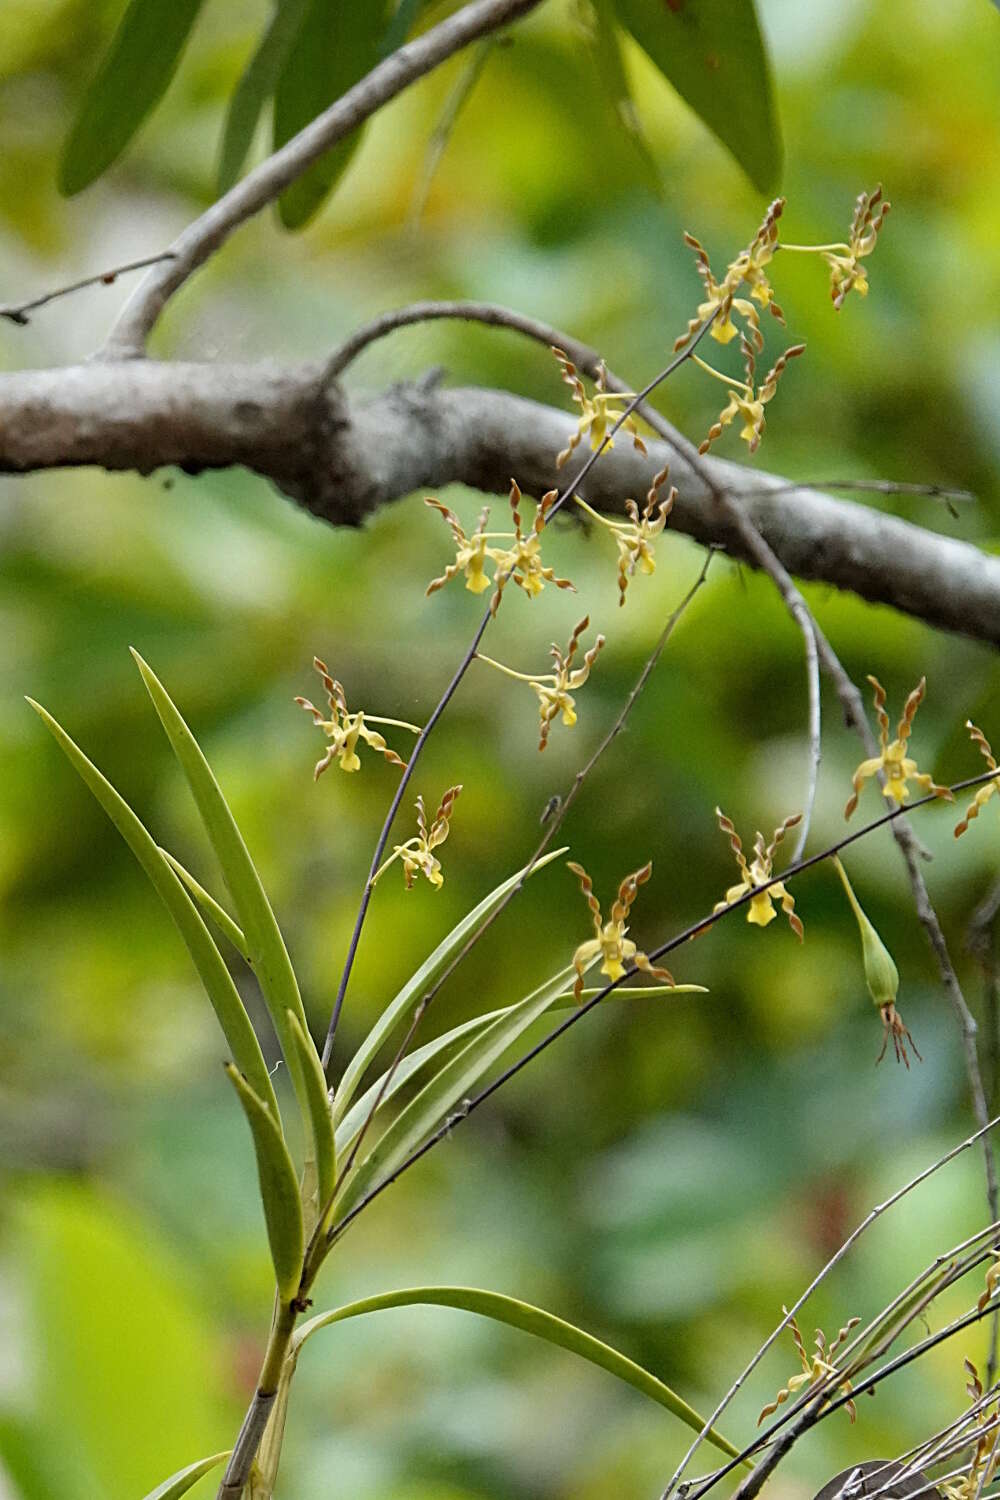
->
left=1, top=1, right=1000, bottom=1496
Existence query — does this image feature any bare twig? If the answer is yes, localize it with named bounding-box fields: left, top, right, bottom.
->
left=660, top=1117, right=1000, bottom=1500
left=0, top=253, right=176, bottom=326
left=102, top=0, right=544, bottom=356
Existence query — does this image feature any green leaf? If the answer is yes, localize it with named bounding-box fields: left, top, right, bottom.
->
left=225, top=1065, right=304, bottom=1303
left=59, top=0, right=207, bottom=195
left=217, top=0, right=313, bottom=193
left=141, top=1451, right=231, bottom=1500
left=336, top=984, right=706, bottom=1159
left=159, top=848, right=250, bottom=961
left=273, top=0, right=385, bottom=229
left=334, top=965, right=577, bottom=1219
left=380, top=0, right=426, bottom=58
left=332, top=846, right=567, bottom=1126
left=286, top=1010, right=337, bottom=1217
left=130, top=652, right=311, bottom=1134
left=27, top=700, right=279, bottom=1120
left=293, top=1286, right=746, bottom=1462
left=588, top=0, right=662, bottom=196
left=611, top=0, right=782, bottom=194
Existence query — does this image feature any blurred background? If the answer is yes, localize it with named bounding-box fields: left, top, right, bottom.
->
left=2, top=0, right=1000, bottom=1495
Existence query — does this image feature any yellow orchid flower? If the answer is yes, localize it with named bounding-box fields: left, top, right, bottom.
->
left=552, top=347, right=648, bottom=469
left=425, top=498, right=505, bottom=596
left=955, top=721, right=1000, bottom=837
left=696, top=337, right=805, bottom=456
left=844, top=675, right=952, bottom=819
left=489, top=480, right=576, bottom=613
left=758, top=1310, right=859, bottom=1426
left=477, top=616, right=605, bottom=751
left=574, top=465, right=676, bottom=606
left=673, top=199, right=787, bottom=353
left=566, top=860, right=674, bottom=1002
left=824, top=185, right=890, bottom=310
left=941, top=1361, right=1000, bottom=1500
left=296, top=658, right=421, bottom=778
left=374, top=785, right=462, bottom=890
left=713, top=807, right=804, bottom=938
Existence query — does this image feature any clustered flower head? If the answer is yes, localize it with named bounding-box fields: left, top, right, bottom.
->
left=374, top=785, right=462, bottom=891
left=477, top=616, right=605, bottom=751
left=566, top=859, right=674, bottom=1002
left=425, top=482, right=575, bottom=612
left=823, top=185, right=890, bottom=310
left=757, top=1310, right=860, bottom=1426
left=574, top=465, right=676, bottom=606
left=954, top=721, right=1000, bottom=837
left=844, top=675, right=952, bottom=819
left=696, top=336, right=806, bottom=456
left=713, top=808, right=804, bottom=938
left=296, top=658, right=421, bottom=778
left=674, top=197, right=787, bottom=353
left=552, top=347, right=648, bottom=470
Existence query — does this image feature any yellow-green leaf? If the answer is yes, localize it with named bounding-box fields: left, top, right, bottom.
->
left=159, top=848, right=250, bottom=962
left=59, top=0, right=207, bottom=195
left=27, top=700, right=278, bottom=1120
left=294, top=1286, right=746, bottom=1463
left=225, top=1065, right=304, bottom=1303
left=217, top=0, right=313, bottom=193
left=610, top=0, right=782, bottom=194
left=130, top=653, right=310, bottom=1136
left=141, top=1451, right=231, bottom=1500
left=286, top=1010, right=337, bottom=1217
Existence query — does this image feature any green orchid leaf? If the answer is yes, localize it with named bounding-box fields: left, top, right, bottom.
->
left=293, top=1286, right=745, bottom=1462
left=334, top=965, right=577, bottom=1219
left=273, top=0, right=385, bottom=229
left=336, top=983, right=706, bottom=1159
left=27, top=700, right=278, bottom=1119
left=333, top=846, right=567, bottom=1126
left=380, top=0, right=426, bottom=57
left=217, top=0, right=313, bottom=193
left=141, top=1451, right=231, bottom=1500
left=59, top=0, right=207, bottom=195
left=159, top=848, right=250, bottom=961
left=225, top=1065, right=304, bottom=1303
left=610, top=0, right=782, bottom=194
left=130, top=652, right=310, bottom=1136
left=286, top=1010, right=337, bottom=1216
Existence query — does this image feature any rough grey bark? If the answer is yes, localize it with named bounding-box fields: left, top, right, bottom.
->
left=0, top=358, right=995, bottom=646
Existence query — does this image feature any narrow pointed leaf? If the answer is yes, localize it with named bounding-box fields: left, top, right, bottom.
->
left=59, top=0, right=207, bottom=195
left=217, top=0, right=313, bottom=193
left=333, top=846, right=567, bottom=1125
left=130, top=653, right=310, bottom=1131
left=293, top=1286, right=745, bottom=1462
left=160, top=848, right=250, bottom=961
left=287, top=1011, right=337, bottom=1213
left=334, top=965, right=577, bottom=1218
left=336, top=984, right=706, bottom=1158
left=28, top=700, right=278, bottom=1118
left=611, top=0, right=782, bottom=194
left=141, top=1450, right=231, bottom=1500
left=273, top=0, right=384, bottom=229
left=380, top=0, right=426, bottom=57
left=225, top=1065, right=304, bottom=1302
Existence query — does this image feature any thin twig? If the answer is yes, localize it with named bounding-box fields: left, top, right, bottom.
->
left=660, top=1118, right=1000, bottom=1500
left=102, top=0, right=544, bottom=356
left=0, top=253, right=176, bottom=326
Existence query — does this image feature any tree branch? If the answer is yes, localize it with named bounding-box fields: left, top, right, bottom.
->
left=1, top=358, right=997, bottom=647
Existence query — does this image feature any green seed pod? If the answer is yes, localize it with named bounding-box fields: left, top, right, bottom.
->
left=832, top=856, right=900, bottom=1008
